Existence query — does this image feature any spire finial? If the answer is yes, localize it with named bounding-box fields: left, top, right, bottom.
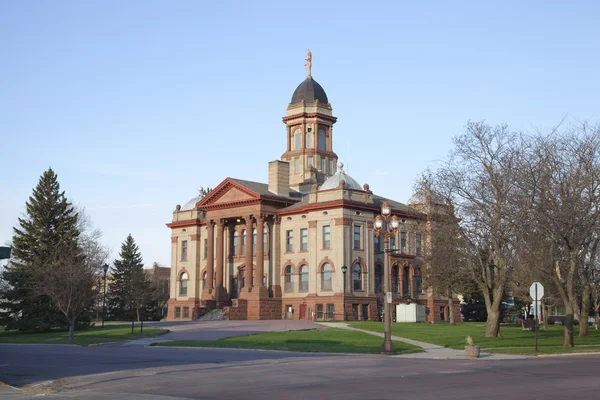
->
left=305, top=49, right=312, bottom=78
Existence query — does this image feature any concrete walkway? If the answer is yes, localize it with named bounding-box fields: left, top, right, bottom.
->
left=317, top=322, right=529, bottom=360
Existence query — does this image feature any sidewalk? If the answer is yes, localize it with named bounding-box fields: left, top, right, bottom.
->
left=317, top=322, right=529, bottom=360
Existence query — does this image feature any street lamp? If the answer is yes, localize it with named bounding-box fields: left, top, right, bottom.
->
left=374, top=201, right=400, bottom=354
left=341, top=265, right=348, bottom=321
left=102, top=263, right=109, bottom=328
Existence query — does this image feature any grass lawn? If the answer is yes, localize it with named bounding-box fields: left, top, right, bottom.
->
left=348, top=321, right=600, bottom=354
left=157, top=328, right=423, bottom=355
left=0, top=325, right=167, bottom=346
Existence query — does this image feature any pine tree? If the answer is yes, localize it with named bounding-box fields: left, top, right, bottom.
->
left=0, top=168, right=81, bottom=331
left=108, top=234, right=153, bottom=321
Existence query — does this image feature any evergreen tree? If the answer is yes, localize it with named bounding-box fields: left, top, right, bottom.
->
left=0, top=168, right=81, bottom=331
left=108, top=234, right=153, bottom=321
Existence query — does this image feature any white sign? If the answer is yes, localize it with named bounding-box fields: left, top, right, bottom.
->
left=386, top=292, right=392, bottom=304
left=529, top=282, right=544, bottom=301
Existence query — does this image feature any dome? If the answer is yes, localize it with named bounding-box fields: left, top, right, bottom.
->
left=290, top=77, right=329, bottom=104
left=181, top=194, right=202, bottom=211
left=319, top=162, right=362, bottom=191
left=407, top=180, right=445, bottom=206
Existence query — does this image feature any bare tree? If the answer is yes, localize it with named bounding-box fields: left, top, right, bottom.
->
left=422, top=201, right=471, bottom=326
left=519, top=128, right=600, bottom=345
left=431, top=121, right=521, bottom=337
left=33, top=251, right=97, bottom=340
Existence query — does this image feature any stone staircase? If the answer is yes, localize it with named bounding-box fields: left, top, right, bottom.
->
left=198, top=308, right=226, bottom=321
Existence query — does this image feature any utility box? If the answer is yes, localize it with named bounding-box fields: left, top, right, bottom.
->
left=396, top=303, right=426, bottom=322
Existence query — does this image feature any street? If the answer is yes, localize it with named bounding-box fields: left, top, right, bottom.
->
left=1, top=342, right=599, bottom=399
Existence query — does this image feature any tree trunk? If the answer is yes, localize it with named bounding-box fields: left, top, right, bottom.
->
left=563, top=302, right=575, bottom=347
left=580, top=285, right=590, bottom=337
left=69, top=319, right=75, bottom=341
left=448, top=295, right=455, bottom=326
left=485, top=308, right=501, bottom=337
left=595, top=308, right=599, bottom=330
left=136, top=306, right=140, bottom=323
left=542, top=302, right=549, bottom=331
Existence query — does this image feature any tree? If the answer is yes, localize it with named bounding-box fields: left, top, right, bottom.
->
left=32, top=249, right=96, bottom=340
left=0, top=168, right=81, bottom=331
left=422, top=201, right=471, bottom=325
left=108, top=234, right=153, bottom=321
left=431, top=122, right=522, bottom=337
left=518, top=129, right=600, bottom=346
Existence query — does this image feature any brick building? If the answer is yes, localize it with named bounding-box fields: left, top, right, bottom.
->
left=166, top=59, right=459, bottom=322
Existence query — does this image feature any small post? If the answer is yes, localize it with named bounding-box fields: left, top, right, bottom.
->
left=535, top=284, right=539, bottom=354
left=140, top=308, right=144, bottom=334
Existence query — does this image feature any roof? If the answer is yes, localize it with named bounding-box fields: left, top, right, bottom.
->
left=290, top=77, right=329, bottom=104
left=229, top=178, right=303, bottom=200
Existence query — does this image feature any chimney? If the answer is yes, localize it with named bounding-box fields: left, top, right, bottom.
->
left=268, top=160, right=290, bottom=196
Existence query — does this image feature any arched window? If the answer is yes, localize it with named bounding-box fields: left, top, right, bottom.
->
left=233, top=231, right=239, bottom=256
left=392, top=265, right=399, bottom=296
left=202, top=271, right=207, bottom=289
left=318, top=129, right=326, bottom=150
left=321, top=263, right=332, bottom=290
left=252, top=228, right=257, bottom=254
left=241, top=229, right=246, bottom=254
left=375, top=264, right=383, bottom=293
left=179, top=272, right=188, bottom=296
left=402, top=266, right=410, bottom=296
left=306, top=131, right=313, bottom=148
left=353, top=263, right=362, bottom=290
left=294, top=130, right=302, bottom=150
left=284, top=266, right=294, bottom=292
left=299, top=265, right=309, bottom=291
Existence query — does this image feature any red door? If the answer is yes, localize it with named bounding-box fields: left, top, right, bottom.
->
left=299, top=304, right=307, bottom=320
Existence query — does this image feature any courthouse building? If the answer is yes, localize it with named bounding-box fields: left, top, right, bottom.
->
left=166, top=58, right=457, bottom=322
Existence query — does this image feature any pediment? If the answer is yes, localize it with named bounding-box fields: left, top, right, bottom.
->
left=199, top=179, right=260, bottom=208
left=213, top=187, right=254, bottom=204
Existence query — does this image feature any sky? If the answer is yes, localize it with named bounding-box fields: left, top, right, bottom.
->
left=1, top=1, right=599, bottom=267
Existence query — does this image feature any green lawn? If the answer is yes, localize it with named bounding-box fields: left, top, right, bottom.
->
left=0, top=325, right=167, bottom=346
left=348, top=321, right=600, bottom=354
left=157, top=328, right=423, bottom=355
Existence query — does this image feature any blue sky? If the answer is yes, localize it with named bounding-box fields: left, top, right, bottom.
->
left=1, top=1, right=599, bottom=267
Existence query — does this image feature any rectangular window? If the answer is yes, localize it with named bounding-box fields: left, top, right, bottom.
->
left=315, top=304, right=323, bottom=320
left=353, top=225, right=361, bottom=249
left=320, top=157, right=326, bottom=172
left=294, top=158, right=300, bottom=173
left=183, top=307, right=189, bottom=318
left=307, top=156, right=313, bottom=167
left=328, top=159, right=333, bottom=175
left=440, top=306, right=445, bottom=321
left=326, top=304, right=335, bottom=320
left=416, top=233, right=422, bottom=256
left=400, top=231, right=407, bottom=254
left=306, top=128, right=313, bottom=148
left=203, top=239, right=208, bottom=259
left=175, top=307, right=181, bottom=319
left=181, top=240, right=188, bottom=261
left=300, top=228, right=308, bottom=251
left=362, top=304, right=369, bottom=321
left=286, top=230, right=293, bottom=252
left=390, top=236, right=396, bottom=250
left=374, top=234, right=380, bottom=253
left=323, top=225, right=331, bottom=249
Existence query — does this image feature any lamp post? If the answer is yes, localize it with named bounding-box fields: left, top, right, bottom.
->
left=102, top=263, right=109, bottom=328
left=374, top=201, right=400, bottom=354
left=341, top=265, right=348, bottom=321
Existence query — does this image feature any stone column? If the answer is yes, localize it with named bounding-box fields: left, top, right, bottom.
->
left=215, top=219, right=224, bottom=289
left=206, top=221, right=214, bottom=291
left=213, top=220, right=229, bottom=303
left=245, top=215, right=254, bottom=289
left=255, top=215, right=265, bottom=287
left=271, top=216, right=282, bottom=298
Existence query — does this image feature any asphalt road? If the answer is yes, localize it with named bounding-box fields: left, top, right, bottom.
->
left=1, top=343, right=600, bottom=400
